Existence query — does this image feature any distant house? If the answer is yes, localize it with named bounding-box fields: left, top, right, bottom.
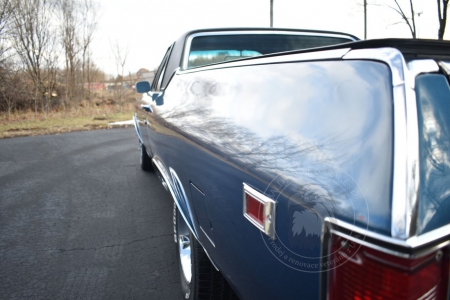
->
left=84, top=83, right=106, bottom=90
left=136, top=68, right=155, bottom=85
left=84, top=69, right=156, bottom=92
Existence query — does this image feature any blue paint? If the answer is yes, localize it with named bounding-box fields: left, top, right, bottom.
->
left=141, top=59, right=393, bottom=299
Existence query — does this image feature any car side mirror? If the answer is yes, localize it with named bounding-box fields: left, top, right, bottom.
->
left=154, top=91, right=164, bottom=106
left=136, top=81, right=151, bottom=93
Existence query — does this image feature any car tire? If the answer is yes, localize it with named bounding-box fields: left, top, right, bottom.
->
left=140, top=142, right=153, bottom=171
left=175, top=203, right=238, bottom=300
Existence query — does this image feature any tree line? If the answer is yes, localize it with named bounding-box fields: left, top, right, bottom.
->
left=0, top=0, right=104, bottom=118
left=1, top=0, right=449, bottom=119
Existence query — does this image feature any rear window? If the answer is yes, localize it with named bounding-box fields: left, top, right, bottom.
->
left=187, top=34, right=353, bottom=69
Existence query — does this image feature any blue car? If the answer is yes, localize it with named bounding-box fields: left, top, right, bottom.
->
left=134, top=29, right=450, bottom=300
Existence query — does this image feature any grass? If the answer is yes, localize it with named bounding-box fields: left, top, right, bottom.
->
left=0, top=104, right=135, bottom=139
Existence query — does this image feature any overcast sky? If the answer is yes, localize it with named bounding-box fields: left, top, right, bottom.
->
left=91, top=0, right=446, bottom=77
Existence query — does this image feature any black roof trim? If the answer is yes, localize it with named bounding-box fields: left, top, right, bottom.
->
left=269, top=38, right=450, bottom=61
left=341, top=38, right=450, bottom=58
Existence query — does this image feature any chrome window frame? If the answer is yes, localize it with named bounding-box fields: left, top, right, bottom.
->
left=343, top=50, right=439, bottom=240
left=181, top=30, right=358, bottom=70
left=438, top=61, right=450, bottom=76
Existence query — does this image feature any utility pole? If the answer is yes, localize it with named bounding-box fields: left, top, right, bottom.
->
left=364, top=0, right=367, bottom=39
left=270, top=0, right=273, bottom=27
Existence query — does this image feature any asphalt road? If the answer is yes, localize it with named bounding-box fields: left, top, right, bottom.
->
left=0, top=127, right=180, bottom=299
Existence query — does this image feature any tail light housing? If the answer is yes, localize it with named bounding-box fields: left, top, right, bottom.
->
left=322, top=220, right=450, bottom=300
left=243, top=183, right=276, bottom=239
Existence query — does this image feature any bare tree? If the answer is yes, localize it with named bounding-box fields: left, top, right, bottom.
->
left=0, top=0, right=14, bottom=66
left=0, top=64, right=18, bottom=118
left=57, top=0, right=98, bottom=111
left=438, top=0, right=449, bottom=39
left=80, top=0, right=97, bottom=103
left=390, top=0, right=417, bottom=38
left=12, top=0, right=60, bottom=116
left=58, top=0, right=81, bottom=112
left=111, top=41, right=128, bottom=112
left=0, top=0, right=15, bottom=116
left=0, top=0, right=101, bottom=116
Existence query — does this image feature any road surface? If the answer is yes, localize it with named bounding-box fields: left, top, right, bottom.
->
left=0, top=127, right=180, bottom=299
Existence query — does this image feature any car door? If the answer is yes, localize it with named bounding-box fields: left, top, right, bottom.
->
left=141, top=44, right=173, bottom=149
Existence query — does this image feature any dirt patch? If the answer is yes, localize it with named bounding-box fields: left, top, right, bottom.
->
left=0, top=106, right=134, bottom=139
left=83, top=124, right=107, bottom=129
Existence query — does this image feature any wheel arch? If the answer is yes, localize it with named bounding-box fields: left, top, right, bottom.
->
left=152, top=157, right=199, bottom=240
left=133, top=114, right=144, bottom=144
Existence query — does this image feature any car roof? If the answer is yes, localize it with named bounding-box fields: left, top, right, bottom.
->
left=176, top=27, right=360, bottom=42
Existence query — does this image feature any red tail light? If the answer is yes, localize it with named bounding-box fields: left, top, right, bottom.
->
left=327, top=234, right=449, bottom=300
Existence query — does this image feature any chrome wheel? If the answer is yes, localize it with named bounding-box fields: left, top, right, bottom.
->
left=178, top=234, right=192, bottom=283
left=175, top=203, right=238, bottom=300
left=175, top=203, right=193, bottom=299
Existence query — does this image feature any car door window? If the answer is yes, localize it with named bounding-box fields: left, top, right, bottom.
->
left=152, top=43, right=174, bottom=91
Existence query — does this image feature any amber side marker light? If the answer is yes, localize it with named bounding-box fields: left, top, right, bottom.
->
left=243, top=183, right=276, bottom=239
left=326, top=233, right=450, bottom=300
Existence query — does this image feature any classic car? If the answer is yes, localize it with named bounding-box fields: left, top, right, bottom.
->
left=134, top=28, right=450, bottom=300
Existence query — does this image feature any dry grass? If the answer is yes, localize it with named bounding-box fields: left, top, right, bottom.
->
left=0, top=103, right=135, bottom=139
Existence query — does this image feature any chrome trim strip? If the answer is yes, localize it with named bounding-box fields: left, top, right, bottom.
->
left=398, top=59, right=439, bottom=238
left=330, top=229, right=450, bottom=259
left=133, top=114, right=144, bottom=144
left=438, top=61, right=450, bottom=76
left=169, top=167, right=197, bottom=236
left=152, top=158, right=198, bottom=239
left=182, top=30, right=357, bottom=70
left=330, top=229, right=411, bottom=259
left=407, top=222, right=450, bottom=247
left=404, top=82, right=420, bottom=238
left=407, top=60, right=439, bottom=88
left=321, top=218, right=450, bottom=299
left=417, top=286, right=437, bottom=300
left=200, top=226, right=215, bottom=248
left=202, top=245, right=219, bottom=272
left=325, top=218, right=450, bottom=256
left=344, top=48, right=420, bottom=240
left=343, top=48, right=406, bottom=85
left=243, top=183, right=276, bottom=239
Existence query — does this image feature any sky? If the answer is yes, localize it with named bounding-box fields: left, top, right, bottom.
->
left=91, top=0, right=447, bottom=77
